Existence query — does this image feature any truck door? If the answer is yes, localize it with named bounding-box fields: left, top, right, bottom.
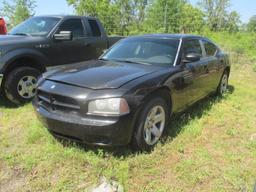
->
left=83, top=18, right=108, bottom=59
left=52, top=18, right=92, bottom=65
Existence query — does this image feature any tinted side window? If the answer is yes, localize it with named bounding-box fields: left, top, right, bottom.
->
left=57, top=19, right=84, bottom=38
left=203, top=41, right=217, bottom=57
left=88, top=19, right=101, bottom=37
left=183, top=40, right=202, bottom=57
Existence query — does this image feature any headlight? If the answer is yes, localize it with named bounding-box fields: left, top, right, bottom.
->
left=88, top=98, right=130, bottom=116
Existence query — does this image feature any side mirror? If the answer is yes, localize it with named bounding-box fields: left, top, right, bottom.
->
left=54, top=31, right=73, bottom=41
left=183, top=52, right=201, bottom=63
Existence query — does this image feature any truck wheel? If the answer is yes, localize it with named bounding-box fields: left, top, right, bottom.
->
left=4, top=67, right=41, bottom=104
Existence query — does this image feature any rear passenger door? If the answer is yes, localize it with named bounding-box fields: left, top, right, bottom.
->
left=83, top=19, right=108, bottom=59
left=201, top=40, right=222, bottom=92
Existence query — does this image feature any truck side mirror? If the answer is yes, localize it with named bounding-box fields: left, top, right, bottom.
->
left=54, top=31, right=73, bottom=41
left=182, top=52, right=201, bottom=63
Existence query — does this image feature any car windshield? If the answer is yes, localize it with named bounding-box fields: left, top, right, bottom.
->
left=9, top=17, right=61, bottom=37
left=102, top=37, right=180, bottom=66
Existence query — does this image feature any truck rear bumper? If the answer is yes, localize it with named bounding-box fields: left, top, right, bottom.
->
left=0, top=74, right=3, bottom=87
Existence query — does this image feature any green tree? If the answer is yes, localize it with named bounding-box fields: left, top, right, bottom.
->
left=180, top=4, right=204, bottom=33
left=67, top=0, right=149, bottom=35
left=145, top=0, right=186, bottom=33
left=0, top=0, right=36, bottom=28
left=247, top=15, right=256, bottom=32
left=128, top=0, right=149, bottom=33
left=67, top=0, right=119, bottom=34
left=115, top=0, right=134, bottom=35
left=198, top=0, right=230, bottom=31
left=224, top=11, right=240, bottom=33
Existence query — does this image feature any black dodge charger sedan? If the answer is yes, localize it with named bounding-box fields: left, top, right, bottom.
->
left=33, top=34, right=230, bottom=151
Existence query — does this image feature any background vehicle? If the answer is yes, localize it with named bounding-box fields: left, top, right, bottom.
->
left=0, top=15, right=122, bottom=104
left=33, top=34, right=230, bottom=151
left=0, top=17, right=7, bottom=35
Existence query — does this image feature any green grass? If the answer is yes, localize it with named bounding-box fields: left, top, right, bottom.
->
left=1, top=41, right=256, bottom=191
left=253, top=64, right=256, bottom=72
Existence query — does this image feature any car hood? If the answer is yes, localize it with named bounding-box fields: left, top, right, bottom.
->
left=45, top=60, right=163, bottom=89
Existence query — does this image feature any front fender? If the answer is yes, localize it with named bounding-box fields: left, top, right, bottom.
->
left=0, top=48, right=48, bottom=73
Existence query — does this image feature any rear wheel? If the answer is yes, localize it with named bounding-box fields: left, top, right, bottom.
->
left=217, top=70, right=229, bottom=96
left=4, top=67, right=41, bottom=104
left=132, top=97, right=169, bottom=151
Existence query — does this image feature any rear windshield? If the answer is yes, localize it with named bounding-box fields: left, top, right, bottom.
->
left=102, top=37, right=180, bottom=66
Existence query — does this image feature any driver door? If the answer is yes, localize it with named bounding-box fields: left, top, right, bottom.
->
left=50, top=18, right=91, bottom=66
left=172, top=39, right=206, bottom=111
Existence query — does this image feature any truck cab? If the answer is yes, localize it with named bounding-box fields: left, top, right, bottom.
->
left=0, top=15, right=122, bottom=104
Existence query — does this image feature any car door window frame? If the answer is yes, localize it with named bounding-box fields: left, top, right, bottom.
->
left=200, top=39, right=219, bottom=58
left=53, top=18, right=87, bottom=40
left=179, top=38, right=204, bottom=64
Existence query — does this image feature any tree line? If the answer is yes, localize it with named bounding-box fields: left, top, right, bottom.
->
left=1, top=0, right=256, bottom=34
left=65, top=0, right=244, bottom=34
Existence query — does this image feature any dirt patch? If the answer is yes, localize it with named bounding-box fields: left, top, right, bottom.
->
left=0, top=161, right=28, bottom=192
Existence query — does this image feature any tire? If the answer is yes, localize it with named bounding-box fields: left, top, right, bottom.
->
left=4, top=67, right=41, bottom=105
left=132, top=97, right=169, bottom=151
left=217, top=70, right=229, bottom=96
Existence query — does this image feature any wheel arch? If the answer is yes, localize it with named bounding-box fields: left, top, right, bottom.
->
left=3, top=55, right=46, bottom=77
left=129, top=86, right=173, bottom=149
left=129, top=86, right=173, bottom=142
left=142, top=86, right=173, bottom=115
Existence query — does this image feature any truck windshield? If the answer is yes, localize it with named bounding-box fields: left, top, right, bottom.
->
left=9, top=17, right=61, bottom=37
left=102, top=37, right=180, bottom=66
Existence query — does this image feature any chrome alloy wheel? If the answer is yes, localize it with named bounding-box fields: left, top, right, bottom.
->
left=17, top=75, right=37, bottom=99
left=143, top=105, right=166, bottom=145
left=220, top=73, right=228, bottom=94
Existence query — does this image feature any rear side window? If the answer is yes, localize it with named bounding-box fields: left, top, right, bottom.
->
left=203, top=41, right=218, bottom=57
left=183, top=39, right=202, bottom=57
left=57, top=19, right=84, bottom=38
left=88, top=19, right=101, bottom=37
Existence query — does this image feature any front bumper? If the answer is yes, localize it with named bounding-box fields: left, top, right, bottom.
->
left=0, top=74, right=3, bottom=87
left=33, top=100, right=135, bottom=146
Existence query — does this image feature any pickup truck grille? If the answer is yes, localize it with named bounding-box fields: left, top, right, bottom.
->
left=37, top=90, right=80, bottom=113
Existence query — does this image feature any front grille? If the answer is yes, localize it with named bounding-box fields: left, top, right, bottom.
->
left=37, top=90, right=80, bottom=113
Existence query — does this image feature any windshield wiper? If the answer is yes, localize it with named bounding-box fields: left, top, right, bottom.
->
left=112, top=59, right=151, bottom=65
left=11, top=33, right=32, bottom=37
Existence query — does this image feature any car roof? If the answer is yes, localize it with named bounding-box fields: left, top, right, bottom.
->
left=126, top=34, right=215, bottom=44
left=139, top=34, right=204, bottom=39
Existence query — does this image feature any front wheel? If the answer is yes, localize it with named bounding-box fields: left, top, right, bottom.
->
left=132, top=97, right=169, bottom=151
left=4, top=67, right=41, bottom=105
